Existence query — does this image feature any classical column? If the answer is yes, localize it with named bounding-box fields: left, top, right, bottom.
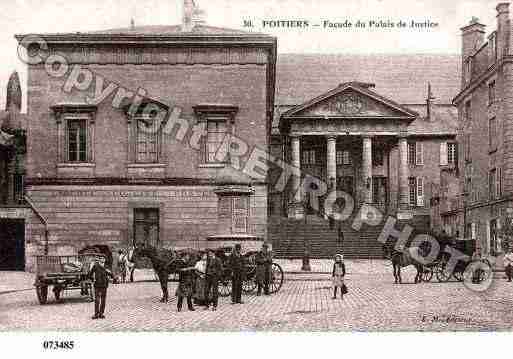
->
left=362, top=135, right=373, bottom=203
left=398, top=134, right=410, bottom=211
left=326, top=135, right=337, bottom=190
left=289, top=135, right=303, bottom=218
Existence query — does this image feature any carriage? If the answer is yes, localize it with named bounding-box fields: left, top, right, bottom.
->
left=33, top=253, right=102, bottom=304
left=417, top=235, right=491, bottom=283
left=214, top=247, right=284, bottom=297
left=152, top=246, right=285, bottom=296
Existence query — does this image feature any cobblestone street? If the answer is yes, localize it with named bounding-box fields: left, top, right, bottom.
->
left=2, top=264, right=513, bottom=331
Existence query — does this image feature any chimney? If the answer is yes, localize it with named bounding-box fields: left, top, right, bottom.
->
left=426, top=82, right=435, bottom=121
left=461, top=17, right=485, bottom=87
left=497, top=3, right=510, bottom=59
left=182, top=0, right=195, bottom=32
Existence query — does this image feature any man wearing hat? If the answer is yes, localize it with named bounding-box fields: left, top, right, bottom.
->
left=88, top=255, right=114, bottom=319
left=204, top=249, right=223, bottom=310
left=229, top=243, right=245, bottom=304
left=255, top=243, right=273, bottom=295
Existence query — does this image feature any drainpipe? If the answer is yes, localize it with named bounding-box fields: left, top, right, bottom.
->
left=24, top=195, right=49, bottom=255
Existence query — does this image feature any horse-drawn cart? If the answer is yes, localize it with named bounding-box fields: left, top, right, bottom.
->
left=34, top=254, right=101, bottom=304
left=417, top=236, right=491, bottom=283
left=217, top=249, right=284, bottom=297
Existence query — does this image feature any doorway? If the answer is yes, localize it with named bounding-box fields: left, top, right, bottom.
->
left=0, top=219, right=25, bottom=270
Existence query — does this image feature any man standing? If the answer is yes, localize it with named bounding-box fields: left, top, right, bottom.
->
left=505, top=251, right=513, bottom=282
left=205, top=249, right=222, bottom=310
left=229, top=243, right=245, bottom=304
left=88, top=255, right=114, bottom=319
left=255, top=243, right=272, bottom=295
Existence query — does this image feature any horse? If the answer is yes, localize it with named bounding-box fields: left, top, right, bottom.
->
left=132, top=244, right=182, bottom=302
left=118, top=247, right=136, bottom=283
left=384, top=245, right=423, bottom=284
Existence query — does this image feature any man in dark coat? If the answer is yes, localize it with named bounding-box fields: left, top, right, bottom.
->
left=88, top=255, right=114, bottom=319
left=255, top=243, right=272, bottom=295
left=205, top=249, right=223, bottom=310
left=176, top=254, right=196, bottom=312
left=229, top=243, right=245, bottom=304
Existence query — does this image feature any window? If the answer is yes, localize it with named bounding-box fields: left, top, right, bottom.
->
left=464, top=100, right=472, bottom=122
left=408, top=142, right=423, bottom=165
left=206, top=120, right=228, bottom=164
left=464, top=134, right=471, bottom=162
left=408, top=143, right=416, bottom=165
left=218, top=195, right=250, bottom=234
left=67, top=119, right=87, bottom=162
left=488, top=81, right=496, bottom=105
left=302, top=149, right=316, bottom=165
left=193, top=104, right=238, bottom=167
left=408, top=177, right=424, bottom=207
left=447, top=142, right=457, bottom=165
left=133, top=208, right=159, bottom=247
left=465, top=58, right=473, bottom=83
left=489, top=169, right=497, bottom=200
left=336, top=150, right=343, bottom=165
left=13, top=174, right=24, bottom=203
left=343, top=150, right=351, bottom=165
left=489, top=117, right=497, bottom=150
left=51, top=103, right=96, bottom=165
left=409, top=177, right=416, bottom=207
left=373, top=148, right=384, bottom=166
left=335, top=150, right=350, bottom=165
left=136, top=118, right=158, bottom=163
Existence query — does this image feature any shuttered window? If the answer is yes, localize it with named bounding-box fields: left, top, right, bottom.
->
left=415, top=142, right=423, bottom=165
left=67, top=119, right=87, bottom=162
left=206, top=120, right=227, bottom=163
left=417, top=177, right=424, bottom=207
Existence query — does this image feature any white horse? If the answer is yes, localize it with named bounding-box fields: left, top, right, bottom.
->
left=118, top=247, right=136, bottom=283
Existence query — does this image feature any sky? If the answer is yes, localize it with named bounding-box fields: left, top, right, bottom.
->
left=0, top=0, right=503, bottom=110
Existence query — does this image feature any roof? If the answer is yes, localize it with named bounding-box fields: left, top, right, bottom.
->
left=85, top=24, right=263, bottom=36
left=406, top=105, right=458, bottom=136
left=281, top=81, right=418, bottom=119
left=275, top=54, right=461, bottom=106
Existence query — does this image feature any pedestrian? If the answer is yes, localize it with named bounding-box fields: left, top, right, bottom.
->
left=176, top=254, right=196, bottom=312
left=255, top=243, right=272, bottom=295
left=505, top=251, right=513, bottom=282
left=331, top=253, right=346, bottom=300
left=205, top=249, right=223, bottom=311
left=88, top=255, right=114, bottom=319
left=229, top=243, right=245, bottom=304
left=193, top=253, right=208, bottom=306
left=117, top=249, right=126, bottom=283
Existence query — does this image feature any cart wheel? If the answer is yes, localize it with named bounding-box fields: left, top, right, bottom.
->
left=53, top=287, right=62, bottom=301
left=421, top=266, right=433, bottom=282
left=36, top=285, right=48, bottom=305
left=435, top=262, right=451, bottom=282
left=218, top=278, right=232, bottom=297
left=453, top=270, right=464, bottom=282
left=242, top=278, right=257, bottom=293
left=269, top=263, right=284, bottom=294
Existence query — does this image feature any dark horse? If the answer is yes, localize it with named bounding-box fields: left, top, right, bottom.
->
left=384, top=245, right=423, bottom=284
left=133, top=245, right=180, bottom=302
left=133, top=244, right=202, bottom=302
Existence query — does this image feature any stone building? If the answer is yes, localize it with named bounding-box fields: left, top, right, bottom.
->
left=14, top=4, right=466, bottom=269
left=17, top=11, right=277, bottom=270
left=269, top=55, right=459, bottom=258
left=445, top=2, right=513, bottom=260
left=0, top=71, right=28, bottom=270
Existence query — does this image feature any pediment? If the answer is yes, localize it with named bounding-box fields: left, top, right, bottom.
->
left=281, top=83, right=417, bottom=120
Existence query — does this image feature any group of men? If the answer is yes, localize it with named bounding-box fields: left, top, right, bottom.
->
left=88, top=242, right=274, bottom=318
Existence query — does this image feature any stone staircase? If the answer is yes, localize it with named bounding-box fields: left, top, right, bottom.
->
left=269, top=214, right=431, bottom=259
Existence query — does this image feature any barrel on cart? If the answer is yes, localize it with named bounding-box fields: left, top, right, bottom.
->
left=33, top=254, right=103, bottom=304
